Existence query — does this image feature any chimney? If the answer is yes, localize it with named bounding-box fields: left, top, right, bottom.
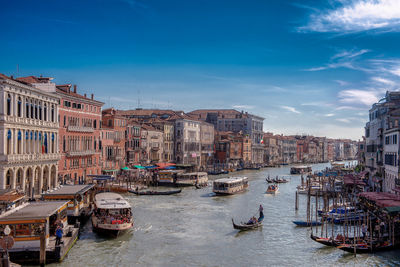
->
left=91, top=93, right=94, bottom=100
left=73, top=85, right=77, bottom=93
left=84, top=93, right=87, bottom=98
left=10, top=75, right=14, bottom=79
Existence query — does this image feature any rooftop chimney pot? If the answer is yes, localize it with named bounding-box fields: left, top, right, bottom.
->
left=91, top=93, right=94, bottom=100
left=84, top=93, right=87, bottom=98
left=73, top=85, right=77, bottom=93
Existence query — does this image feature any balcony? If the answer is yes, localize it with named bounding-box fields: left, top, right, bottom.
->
left=67, top=125, right=94, bottom=133
left=67, top=150, right=96, bottom=157
left=1, top=115, right=59, bottom=128
left=0, top=153, right=61, bottom=163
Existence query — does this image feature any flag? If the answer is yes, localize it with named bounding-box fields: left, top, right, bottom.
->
left=260, top=139, right=264, bottom=144
left=41, top=135, right=45, bottom=153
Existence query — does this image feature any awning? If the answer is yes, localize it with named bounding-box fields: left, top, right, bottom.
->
left=156, top=163, right=176, bottom=168
left=145, top=165, right=157, bottom=169
left=121, top=167, right=131, bottom=170
left=133, top=165, right=146, bottom=169
left=175, top=164, right=193, bottom=168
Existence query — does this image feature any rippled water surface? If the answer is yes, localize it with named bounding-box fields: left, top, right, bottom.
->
left=53, top=162, right=400, bottom=267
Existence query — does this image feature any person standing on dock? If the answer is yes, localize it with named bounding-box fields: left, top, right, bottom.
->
left=55, top=225, right=63, bottom=246
left=361, top=223, right=367, bottom=239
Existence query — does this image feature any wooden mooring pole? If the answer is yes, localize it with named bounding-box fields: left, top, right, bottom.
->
left=295, top=191, right=298, bottom=211
left=40, top=230, right=46, bottom=266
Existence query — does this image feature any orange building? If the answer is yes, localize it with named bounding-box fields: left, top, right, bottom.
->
left=57, top=85, right=104, bottom=183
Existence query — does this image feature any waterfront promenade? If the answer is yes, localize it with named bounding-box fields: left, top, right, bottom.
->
left=53, top=162, right=400, bottom=267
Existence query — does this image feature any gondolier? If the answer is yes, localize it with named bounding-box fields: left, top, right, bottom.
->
left=259, top=204, right=264, bottom=218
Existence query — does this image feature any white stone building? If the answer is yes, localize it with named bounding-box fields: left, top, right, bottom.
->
left=0, top=74, right=60, bottom=196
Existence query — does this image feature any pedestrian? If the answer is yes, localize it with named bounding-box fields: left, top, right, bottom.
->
left=55, top=225, right=63, bottom=246
left=361, top=223, right=367, bottom=239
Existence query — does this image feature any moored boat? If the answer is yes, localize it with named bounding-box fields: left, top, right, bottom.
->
left=175, top=172, right=208, bottom=186
left=91, top=192, right=133, bottom=237
left=213, top=177, right=249, bottom=195
left=337, top=241, right=397, bottom=254
left=290, top=165, right=312, bottom=174
left=129, top=189, right=182, bottom=195
left=292, top=220, right=322, bottom=227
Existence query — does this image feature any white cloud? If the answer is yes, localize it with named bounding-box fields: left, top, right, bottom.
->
left=232, top=105, right=254, bottom=110
left=281, top=106, right=301, bottom=114
left=335, top=80, right=350, bottom=86
left=338, top=89, right=379, bottom=106
left=324, top=113, right=335, bottom=117
left=371, top=76, right=395, bottom=85
left=305, top=49, right=369, bottom=72
left=301, top=0, right=400, bottom=33
left=336, top=118, right=352, bottom=123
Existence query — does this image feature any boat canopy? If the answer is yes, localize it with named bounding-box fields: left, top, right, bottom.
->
left=133, top=165, right=146, bottom=169
left=214, top=177, right=248, bottom=184
left=94, top=193, right=131, bottom=209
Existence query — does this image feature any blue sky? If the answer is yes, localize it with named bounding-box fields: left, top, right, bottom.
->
left=2, top=0, right=400, bottom=140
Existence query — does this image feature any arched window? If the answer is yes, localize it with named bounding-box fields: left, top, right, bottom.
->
left=51, top=105, right=55, bottom=122
left=6, top=170, right=11, bottom=189
left=34, top=101, right=38, bottom=119
left=51, top=133, right=55, bottom=153
left=17, top=97, right=22, bottom=117
left=44, top=133, right=48, bottom=154
left=44, top=103, right=47, bottom=121
left=6, top=130, right=12, bottom=154
left=17, top=131, right=22, bottom=154
left=39, top=102, right=42, bottom=120
left=30, top=101, right=34, bottom=119
left=6, top=94, right=11, bottom=115
left=94, top=120, right=97, bottom=129
left=63, top=136, right=66, bottom=152
left=25, top=99, right=29, bottom=118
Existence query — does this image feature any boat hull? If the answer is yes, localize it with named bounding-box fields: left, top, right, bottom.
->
left=293, top=220, right=322, bottom=227
left=129, top=189, right=182, bottom=195
left=92, top=222, right=133, bottom=237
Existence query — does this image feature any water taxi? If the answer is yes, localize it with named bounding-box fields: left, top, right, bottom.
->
left=266, top=184, right=279, bottom=194
left=157, top=170, right=184, bottom=186
left=91, top=192, right=133, bottom=237
left=290, top=165, right=312, bottom=174
left=175, top=172, right=208, bottom=186
left=213, top=177, right=248, bottom=195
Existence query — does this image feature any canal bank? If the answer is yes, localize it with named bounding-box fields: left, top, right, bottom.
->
left=52, top=162, right=400, bottom=267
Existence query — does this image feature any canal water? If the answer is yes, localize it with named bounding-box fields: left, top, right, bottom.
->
left=53, top=162, right=400, bottom=267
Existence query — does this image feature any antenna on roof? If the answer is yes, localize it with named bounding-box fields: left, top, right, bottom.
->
left=137, top=89, right=141, bottom=109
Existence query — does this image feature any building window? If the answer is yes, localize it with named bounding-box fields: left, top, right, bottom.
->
left=34, top=101, right=38, bottom=119
left=17, top=97, right=22, bottom=117
left=94, top=120, right=97, bottom=129
left=6, top=94, right=11, bottom=115
left=26, top=99, right=29, bottom=118
left=39, top=102, right=42, bottom=120
left=30, top=101, right=34, bottom=119
left=51, top=105, right=55, bottom=122
left=394, top=134, right=397, bottom=145
left=6, top=130, right=12, bottom=154
left=17, top=131, right=22, bottom=154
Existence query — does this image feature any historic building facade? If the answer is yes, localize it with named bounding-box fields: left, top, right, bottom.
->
left=56, top=85, right=104, bottom=183
left=0, top=74, right=60, bottom=196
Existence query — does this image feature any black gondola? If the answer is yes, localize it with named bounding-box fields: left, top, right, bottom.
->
left=337, top=242, right=396, bottom=254
left=310, top=234, right=354, bottom=247
left=129, top=189, right=182, bottom=195
left=232, top=212, right=264, bottom=231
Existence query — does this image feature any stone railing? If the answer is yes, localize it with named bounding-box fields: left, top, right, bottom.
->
left=0, top=153, right=61, bottom=163
left=2, top=115, right=59, bottom=128
left=67, top=125, right=94, bottom=133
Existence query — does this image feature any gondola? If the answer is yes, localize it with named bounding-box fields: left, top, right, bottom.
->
left=337, top=242, right=396, bottom=254
left=292, top=220, right=322, bottom=227
left=266, top=178, right=274, bottom=183
left=310, top=233, right=355, bottom=247
left=232, top=213, right=264, bottom=231
left=129, top=189, right=182, bottom=195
